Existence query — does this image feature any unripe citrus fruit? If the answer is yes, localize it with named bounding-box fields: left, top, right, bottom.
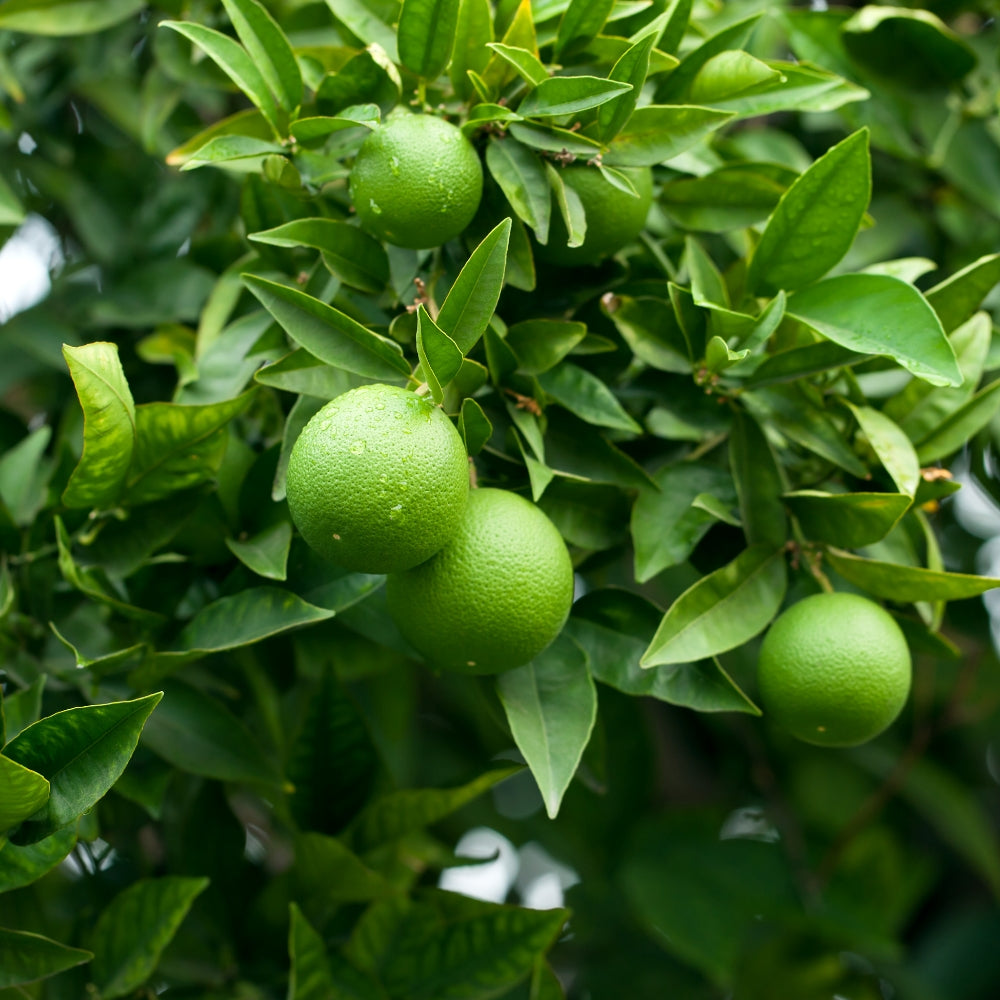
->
left=757, top=592, right=911, bottom=748
left=349, top=111, right=484, bottom=249
left=386, top=488, right=575, bottom=674
left=536, top=165, right=653, bottom=266
left=285, top=383, right=468, bottom=573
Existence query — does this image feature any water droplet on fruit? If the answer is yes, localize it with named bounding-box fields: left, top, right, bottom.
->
left=369, top=200, right=382, bottom=215
left=350, top=440, right=366, bottom=454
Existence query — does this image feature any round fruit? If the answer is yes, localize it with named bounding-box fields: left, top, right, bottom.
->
left=386, top=488, right=575, bottom=674
left=285, top=384, right=468, bottom=573
left=535, top=165, right=653, bottom=266
left=757, top=592, right=912, bottom=748
left=349, top=111, right=484, bottom=249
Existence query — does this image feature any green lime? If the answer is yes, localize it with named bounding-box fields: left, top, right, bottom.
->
left=536, top=165, right=653, bottom=266
left=285, top=383, right=468, bottom=573
left=349, top=111, right=484, bottom=249
left=757, top=592, right=912, bottom=747
left=386, top=488, right=575, bottom=674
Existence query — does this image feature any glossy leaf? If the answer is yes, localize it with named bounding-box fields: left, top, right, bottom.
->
left=506, top=320, right=586, bottom=374
left=451, top=0, right=493, bottom=99
left=784, top=491, right=911, bottom=548
left=1, top=677, right=45, bottom=742
left=0, top=755, right=49, bottom=836
left=497, top=634, right=596, bottom=819
left=747, top=129, right=870, bottom=295
left=248, top=219, right=389, bottom=294
left=61, top=343, right=136, bottom=510
left=632, top=461, right=737, bottom=583
left=416, top=306, right=463, bottom=404
left=825, top=549, right=1000, bottom=602
left=125, top=392, right=255, bottom=505
left=324, top=0, right=399, bottom=61
left=486, top=43, right=547, bottom=86
left=641, top=546, right=787, bottom=668
left=520, top=76, right=631, bottom=118
left=660, top=164, right=788, bottom=233
left=243, top=274, right=410, bottom=380
left=90, top=877, right=209, bottom=999
left=4, top=693, right=161, bottom=844
left=290, top=106, right=380, bottom=144
left=688, top=50, right=780, bottom=104
left=730, top=410, right=786, bottom=549
left=555, top=0, right=613, bottom=58
left=848, top=404, right=921, bottom=497
left=0, top=826, right=77, bottom=895
left=458, top=397, right=492, bottom=456
left=604, top=105, right=734, bottom=168
left=916, top=379, right=1000, bottom=464
left=398, top=0, right=461, bottom=80
left=0, top=426, right=51, bottom=527
left=925, top=254, right=1000, bottom=333
left=437, top=218, right=511, bottom=354
left=486, top=139, right=550, bottom=243
left=0, top=927, right=92, bottom=988
left=221, top=0, right=302, bottom=113
left=294, top=833, right=392, bottom=904
left=288, top=902, right=377, bottom=1000
left=226, top=520, right=293, bottom=581
left=538, top=363, right=640, bottom=434
left=0, top=0, right=143, bottom=35
left=598, top=31, right=655, bottom=140
left=789, top=274, right=961, bottom=388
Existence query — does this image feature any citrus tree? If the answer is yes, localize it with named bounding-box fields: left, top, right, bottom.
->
left=2, top=1, right=1000, bottom=997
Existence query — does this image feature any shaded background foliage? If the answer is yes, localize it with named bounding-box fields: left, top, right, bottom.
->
left=2, top=1, right=1000, bottom=998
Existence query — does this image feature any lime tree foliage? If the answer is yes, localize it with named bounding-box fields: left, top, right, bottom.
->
left=4, top=0, right=1000, bottom=997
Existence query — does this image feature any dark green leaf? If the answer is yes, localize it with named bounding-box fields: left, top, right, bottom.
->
left=1, top=677, right=45, bottom=743
left=785, top=491, right=910, bottom=548
left=485, top=139, right=550, bottom=243
left=244, top=274, right=410, bottom=380
left=485, top=43, right=547, bottom=86
left=0, top=927, right=92, bottom=988
left=688, top=50, right=780, bottom=104
left=0, top=756, right=49, bottom=837
left=555, top=0, right=613, bottom=58
left=742, top=341, right=859, bottom=388
left=221, top=0, right=302, bottom=112
left=4, top=693, right=161, bottom=844
left=641, top=545, right=787, bottom=667
left=325, top=0, right=399, bottom=61
left=451, top=0, right=493, bottom=99
left=538, top=363, right=640, bottom=433
left=747, top=129, right=870, bottom=295
left=598, top=31, right=655, bottom=140
left=290, top=106, right=380, bottom=144
left=458, top=398, right=492, bottom=456
left=90, top=877, right=209, bottom=1000
left=497, top=634, right=596, bottom=818
left=293, top=833, right=392, bottom=904
left=255, top=349, right=354, bottom=400
left=249, top=220, right=389, bottom=294
left=61, top=343, right=136, bottom=510
left=226, top=520, right=293, bottom=581
left=437, top=218, right=511, bottom=354
left=398, top=0, right=461, bottom=80
left=788, top=274, right=961, bottom=388
left=660, top=164, right=788, bottom=233
left=416, top=307, right=463, bottom=404
left=506, top=320, right=587, bottom=375
left=848, top=404, right=920, bottom=497
left=0, top=426, right=51, bottom=527
left=925, top=254, right=1000, bottom=333
left=730, top=409, right=786, bottom=548
left=0, top=826, right=77, bottom=895
left=0, top=0, right=143, bottom=35
left=519, top=76, right=631, bottom=118
left=916, top=379, right=1000, bottom=464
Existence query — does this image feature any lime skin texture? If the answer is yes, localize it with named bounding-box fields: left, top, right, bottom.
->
left=757, top=591, right=912, bottom=748
left=285, top=383, right=469, bottom=574
left=535, top=165, right=654, bottom=266
left=386, top=488, right=575, bottom=675
left=349, top=112, right=484, bottom=250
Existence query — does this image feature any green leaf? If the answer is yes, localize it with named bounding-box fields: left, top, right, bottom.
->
left=0, top=0, right=143, bottom=35
left=604, top=105, right=734, bottom=167
left=185, top=134, right=281, bottom=173
left=4, top=693, right=161, bottom=845
left=0, top=756, right=49, bottom=837
left=631, top=461, right=737, bottom=583
left=568, top=590, right=759, bottom=713
left=249, top=220, right=389, bottom=294
left=925, top=254, right=1000, bottom=333
left=346, top=767, right=521, bottom=850
left=256, top=349, right=354, bottom=400
left=0, top=425, right=51, bottom=527
left=1, top=677, right=45, bottom=743
left=848, top=404, right=921, bottom=497
left=825, top=549, right=1000, bottom=602
left=416, top=307, right=463, bottom=404
left=293, top=833, right=392, bottom=905
left=141, top=680, right=282, bottom=787
left=0, top=826, right=77, bottom=895
left=161, top=21, right=280, bottom=133
left=437, top=218, right=511, bottom=354
left=0, top=927, right=92, bottom=988
left=61, top=343, right=136, bottom=510
left=519, top=76, right=632, bottom=118
left=742, top=341, right=857, bottom=388
left=641, top=545, right=787, bottom=668
left=661, top=164, right=788, bottom=233
left=125, top=392, right=255, bottom=505
left=398, top=0, right=461, bottom=80
left=555, top=0, right=613, bottom=58
left=221, top=0, right=302, bottom=112
left=688, top=50, right=780, bottom=104
left=538, top=363, right=640, bottom=434
left=288, top=902, right=382, bottom=1000
left=545, top=164, right=586, bottom=249
left=90, top=877, right=209, bottom=1000
left=730, top=410, right=786, bottom=549
left=485, top=43, right=547, bottom=87
left=597, top=31, right=655, bottom=141
left=788, top=274, right=961, bottom=388
left=324, top=0, right=399, bottom=62
left=290, top=106, right=380, bottom=144
left=226, top=520, right=293, bottom=581
left=506, top=320, right=586, bottom=375
left=0, top=172, right=25, bottom=226
left=169, top=587, right=335, bottom=655
left=784, top=491, right=911, bottom=548
left=916, top=379, right=1000, bottom=464
left=458, top=397, right=492, bottom=456
left=604, top=295, right=690, bottom=372
left=451, top=0, right=493, bottom=99
left=485, top=139, right=550, bottom=244
left=497, top=634, right=596, bottom=819
left=243, top=274, right=410, bottom=381
left=747, top=129, right=870, bottom=295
